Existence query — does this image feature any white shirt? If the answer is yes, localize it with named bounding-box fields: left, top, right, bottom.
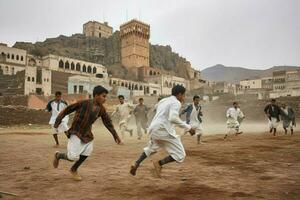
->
left=148, top=96, right=191, bottom=137
left=190, top=104, right=201, bottom=125
left=113, top=102, right=134, bottom=122
left=46, top=100, right=69, bottom=125
left=226, top=107, right=244, bottom=121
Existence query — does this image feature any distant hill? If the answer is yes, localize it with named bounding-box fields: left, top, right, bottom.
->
left=201, top=64, right=300, bottom=83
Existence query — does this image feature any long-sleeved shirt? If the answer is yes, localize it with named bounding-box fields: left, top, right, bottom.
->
left=133, top=104, right=149, bottom=122
left=181, top=104, right=202, bottom=124
left=148, top=95, right=191, bottom=137
left=226, top=107, right=244, bottom=121
left=264, top=104, right=281, bottom=120
left=54, top=99, right=118, bottom=143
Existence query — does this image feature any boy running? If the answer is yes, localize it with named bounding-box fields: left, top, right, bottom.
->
left=46, top=91, right=69, bottom=147
left=181, top=95, right=204, bottom=144
left=225, top=102, right=245, bottom=139
left=264, top=99, right=281, bottom=136
left=111, top=95, right=134, bottom=138
left=130, top=85, right=195, bottom=178
left=52, top=86, right=121, bottom=181
left=133, top=98, right=149, bottom=140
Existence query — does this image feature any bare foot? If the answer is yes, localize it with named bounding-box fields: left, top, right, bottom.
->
left=153, top=161, right=162, bottom=178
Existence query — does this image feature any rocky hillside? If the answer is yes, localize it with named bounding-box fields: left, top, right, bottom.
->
left=13, top=33, right=191, bottom=79
left=202, top=64, right=300, bottom=83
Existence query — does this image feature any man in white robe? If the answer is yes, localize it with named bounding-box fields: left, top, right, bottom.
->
left=224, top=102, right=245, bottom=139
left=111, top=95, right=134, bottom=139
left=46, top=91, right=69, bottom=147
left=129, top=85, right=195, bottom=178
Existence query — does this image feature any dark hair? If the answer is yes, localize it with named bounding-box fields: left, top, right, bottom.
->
left=55, top=91, right=62, bottom=96
left=193, top=95, right=200, bottom=100
left=93, top=85, right=108, bottom=97
left=171, top=85, right=186, bottom=96
left=233, top=101, right=238, bottom=105
left=139, top=98, right=144, bottom=101
left=118, top=95, right=124, bottom=99
left=271, top=99, right=276, bottom=102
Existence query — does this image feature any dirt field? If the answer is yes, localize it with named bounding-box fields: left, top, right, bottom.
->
left=0, top=124, right=300, bottom=200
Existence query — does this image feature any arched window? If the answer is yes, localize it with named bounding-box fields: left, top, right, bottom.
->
left=135, top=85, right=138, bottom=90
left=32, top=77, right=35, bottom=82
left=153, top=71, right=156, bottom=75
left=65, top=61, right=70, bottom=69
left=7, top=54, right=10, bottom=59
left=1, top=52, right=4, bottom=57
left=76, top=63, right=81, bottom=71
left=87, top=66, right=92, bottom=73
left=164, top=81, right=168, bottom=87
left=21, top=56, right=24, bottom=61
left=5, top=66, right=8, bottom=73
left=82, top=65, right=87, bottom=72
left=16, top=55, right=19, bottom=60
left=93, top=67, right=97, bottom=74
left=150, top=71, right=153, bottom=75
left=11, top=67, right=14, bottom=74
left=27, top=77, right=30, bottom=81
left=11, top=54, right=14, bottom=59
left=140, top=85, right=143, bottom=90
left=121, top=82, right=124, bottom=86
left=71, top=62, right=75, bottom=70
left=59, top=60, right=64, bottom=68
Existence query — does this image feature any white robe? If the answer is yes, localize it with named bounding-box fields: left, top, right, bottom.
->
left=226, top=107, right=244, bottom=129
left=144, top=96, right=191, bottom=162
left=190, top=104, right=203, bottom=136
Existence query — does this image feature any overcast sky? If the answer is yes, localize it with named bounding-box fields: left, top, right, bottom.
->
left=0, top=0, right=299, bottom=70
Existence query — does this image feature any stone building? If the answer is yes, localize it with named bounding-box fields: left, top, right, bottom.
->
left=120, top=19, right=150, bottom=69
left=83, top=21, right=113, bottom=38
left=240, top=79, right=262, bottom=89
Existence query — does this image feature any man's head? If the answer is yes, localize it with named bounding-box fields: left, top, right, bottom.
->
left=118, top=95, right=125, bottom=104
left=93, top=85, right=109, bottom=105
left=233, top=101, right=238, bottom=109
left=172, top=85, right=186, bottom=103
left=157, top=97, right=162, bottom=102
left=193, top=95, right=200, bottom=106
left=271, top=99, right=276, bottom=105
left=55, top=91, right=62, bottom=102
left=282, top=103, right=286, bottom=108
left=139, top=98, right=144, bottom=105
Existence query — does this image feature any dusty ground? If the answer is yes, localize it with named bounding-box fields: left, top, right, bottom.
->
left=0, top=124, right=300, bottom=200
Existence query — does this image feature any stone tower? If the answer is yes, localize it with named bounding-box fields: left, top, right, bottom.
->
left=120, top=19, right=150, bottom=68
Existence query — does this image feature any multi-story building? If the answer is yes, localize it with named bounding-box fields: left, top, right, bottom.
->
left=83, top=21, right=113, bottom=38
left=286, top=70, right=300, bottom=96
left=240, top=79, right=262, bottom=89
left=272, top=70, right=286, bottom=91
left=120, top=19, right=150, bottom=69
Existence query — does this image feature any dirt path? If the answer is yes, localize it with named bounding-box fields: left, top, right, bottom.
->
left=0, top=125, right=300, bottom=200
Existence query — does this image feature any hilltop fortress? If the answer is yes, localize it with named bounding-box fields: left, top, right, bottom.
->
left=0, top=19, right=205, bottom=97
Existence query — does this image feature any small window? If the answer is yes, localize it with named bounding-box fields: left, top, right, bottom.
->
left=79, top=85, right=84, bottom=93
left=12, top=54, right=14, bottom=59
left=27, top=77, right=30, bottom=81
left=74, top=85, right=77, bottom=93
left=32, top=77, right=35, bottom=82
left=59, top=60, right=64, bottom=68
left=16, top=55, right=19, bottom=60
left=7, top=54, right=10, bottom=59
left=21, top=56, right=24, bottom=61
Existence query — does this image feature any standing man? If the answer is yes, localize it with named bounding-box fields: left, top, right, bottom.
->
left=111, top=95, right=134, bottom=139
left=225, top=102, right=245, bottom=139
left=280, top=103, right=296, bottom=135
left=133, top=98, right=149, bottom=140
left=53, top=86, right=121, bottom=181
left=130, top=85, right=196, bottom=178
left=181, top=95, right=204, bottom=144
left=264, top=99, right=281, bottom=136
left=46, top=91, right=69, bottom=147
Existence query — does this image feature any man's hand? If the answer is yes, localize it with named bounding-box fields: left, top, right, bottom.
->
left=54, top=124, right=59, bottom=128
left=114, top=136, right=122, bottom=145
left=189, top=128, right=196, bottom=136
